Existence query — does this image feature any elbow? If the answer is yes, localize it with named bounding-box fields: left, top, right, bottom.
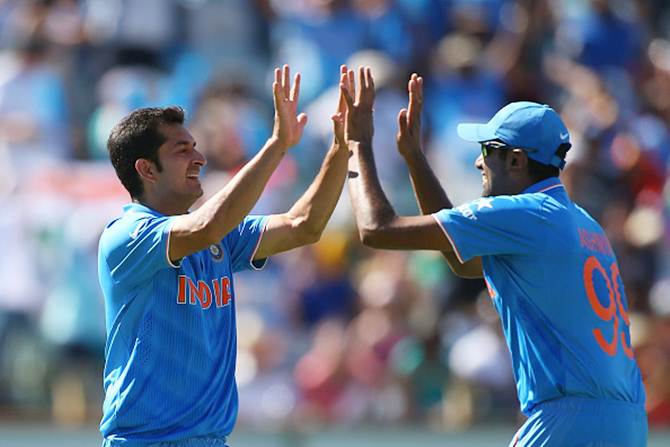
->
left=302, top=228, right=323, bottom=245
left=359, top=225, right=382, bottom=248
left=296, top=217, right=324, bottom=246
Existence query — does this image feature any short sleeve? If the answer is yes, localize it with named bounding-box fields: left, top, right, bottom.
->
left=432, top=195, right=548, bottom=263
left=224, top=215, right=269, bottom=273
left=102, top=214, right=178, bottom=287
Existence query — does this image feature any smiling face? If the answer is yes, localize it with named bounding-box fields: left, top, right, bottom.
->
left=150, top=123, right=206, bottom=212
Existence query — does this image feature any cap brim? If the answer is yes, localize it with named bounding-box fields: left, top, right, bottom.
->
left=457, top=123, right=497, bottom=143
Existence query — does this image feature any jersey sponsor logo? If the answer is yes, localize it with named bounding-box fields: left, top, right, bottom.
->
left=578, top=228, right=613, bottom=256
left=129, top=220, right=148, bottom=239
left=457, top=204, right=476, bottom=220
left=560, top=131, right=569, bottom=140
left=209, top=243, right=224, bottom=262
left=176, top=275, right=232, bottom=309
left=457, top=198, right=494, bottom=220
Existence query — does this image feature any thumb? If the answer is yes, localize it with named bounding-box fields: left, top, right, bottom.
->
left=397, top=109, right=408, bottom=135
left=332, top=112, right=345, bottom=142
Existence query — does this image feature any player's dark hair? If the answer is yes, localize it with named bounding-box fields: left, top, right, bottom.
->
left=526, top=143, right=571, bottom=183
left=107, top=106, right=185, bottom=199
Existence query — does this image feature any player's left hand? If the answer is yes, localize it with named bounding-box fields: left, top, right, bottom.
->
left=272, top=64, right=308, bottom=149
left=340, top=66, right=375, bottom=146
left=396, top=73, right=424, bottom=159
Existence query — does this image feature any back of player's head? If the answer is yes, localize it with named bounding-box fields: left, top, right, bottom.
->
left=457, top=101, right=571, bottom=172
left=108, top=106, right=185, bottom=199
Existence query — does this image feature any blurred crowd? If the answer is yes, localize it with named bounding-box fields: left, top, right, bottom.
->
left=0, top=0, right=669, bottom=432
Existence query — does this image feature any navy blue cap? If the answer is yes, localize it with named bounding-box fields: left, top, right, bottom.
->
left=457, top=102, right=571, bottom=169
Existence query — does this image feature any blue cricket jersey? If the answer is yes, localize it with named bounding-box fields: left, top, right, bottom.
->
left=98, top=203, right=268, bottom=446
left=433, top=177, right=645, bottom=415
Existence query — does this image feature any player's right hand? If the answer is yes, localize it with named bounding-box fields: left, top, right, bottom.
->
left=331, top=65, right=348, bottom=148
left=340, top=66, right=375, bottom=146
left=272, top=65, right=308, bottom=149
left=396, top=73, right=424, bottom=159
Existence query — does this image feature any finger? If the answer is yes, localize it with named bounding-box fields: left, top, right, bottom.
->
left=272, top=81, right=281, bottom=111
left=340, top=83, right=355, bottom=111
left=337, top=72, right=347, bottom=114
left=366, top=66, right=374, bottom=92
left=347, top=68, right=355, bottom=103
left=365, top=66, right=375, bottom=105
left=297, top=112, right=308, bottom=127
left=274, top=67, right=281, bottom=88
left=290, top=72, right=301, bottom=103
left=417, top=76, right=423, bottom=104
left=282, top=65, right=290, bottom=98
left=407, top=79, right=416, bottom=128
left=357, top=66, right=365, bottom=103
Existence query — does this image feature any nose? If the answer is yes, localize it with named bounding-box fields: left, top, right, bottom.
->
left=193, top=148, right=207, bottom=167
left=475, top=154, right=484, bottom=170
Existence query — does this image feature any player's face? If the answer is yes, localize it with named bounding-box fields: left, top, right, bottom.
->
left=154, top=124, right=207, bottom=206
left=475, top=142, right=512, bottom=197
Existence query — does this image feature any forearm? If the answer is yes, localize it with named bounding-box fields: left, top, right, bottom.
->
left=404, top=151, right=482, bottom=278
left=180, top=137, right=287, bottom=242
left=287, top=143, right=349, bottom=236
left=347, top=141, right=396, bottom=233
left=403, top=150, right=453, bottom=213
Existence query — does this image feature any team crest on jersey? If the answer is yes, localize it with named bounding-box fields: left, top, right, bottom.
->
left=209, top=243, right=224, bottom=261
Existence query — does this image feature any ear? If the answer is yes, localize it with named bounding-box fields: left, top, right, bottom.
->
left=135, top=158, right=159, bottom=184
left=507, top=149, right=528, bottom=173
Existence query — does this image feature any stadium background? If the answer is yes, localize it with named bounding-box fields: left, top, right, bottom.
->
left=0, top=0, right=669, bottom=445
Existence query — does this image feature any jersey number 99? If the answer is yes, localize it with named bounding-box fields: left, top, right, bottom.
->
left=582, top=256, right=634, bottom=359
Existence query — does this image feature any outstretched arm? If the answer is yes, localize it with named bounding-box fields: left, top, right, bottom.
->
left=397, top=74, right=482, bottom=278
left=344, top=67, right=455, bottom=252
left=168, top=65, right=307, bottom=262
left=253, top=66, right=351, bottom=259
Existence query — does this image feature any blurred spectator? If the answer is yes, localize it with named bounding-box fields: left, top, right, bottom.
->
left=0, top=38, right=70, bottom=169
left=0, top=0, right=669, bottom=434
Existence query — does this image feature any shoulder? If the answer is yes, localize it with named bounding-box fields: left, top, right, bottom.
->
left=456, top=194, right=548, bottom=219
left=99, top=210, right=164, bottom=253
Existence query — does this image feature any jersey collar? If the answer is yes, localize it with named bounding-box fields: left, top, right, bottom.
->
left=123, top=202, right=165, bottom=216
left=523, top=177, right=565, bottom=195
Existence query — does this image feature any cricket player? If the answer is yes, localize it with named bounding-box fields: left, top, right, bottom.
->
left=342, top=69, right=647, bottom=446
left=98, top=66, right=350, bottom=446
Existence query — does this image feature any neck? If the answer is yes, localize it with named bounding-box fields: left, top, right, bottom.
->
left=515, top=177, right=537, bottom=194
left=134, top=192, right=191, bottom=216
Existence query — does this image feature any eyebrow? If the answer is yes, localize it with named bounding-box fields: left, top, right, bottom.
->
left=173, top=140, right=196, bottom=147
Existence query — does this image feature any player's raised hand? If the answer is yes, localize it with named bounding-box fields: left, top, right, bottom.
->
left=272, top=65, right=308, bottom=149
left=340, top=66, right=375, bottom=146
left=397, top=73, right=424, bottom=159
left=331, top=65, right=348, bottom=148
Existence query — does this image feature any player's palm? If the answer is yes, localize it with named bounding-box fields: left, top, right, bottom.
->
left=341, top=66, right=375, bottom=145
left=397, top=73, right=424, bottom=159
left=272, top=65, right=307, bottom=149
